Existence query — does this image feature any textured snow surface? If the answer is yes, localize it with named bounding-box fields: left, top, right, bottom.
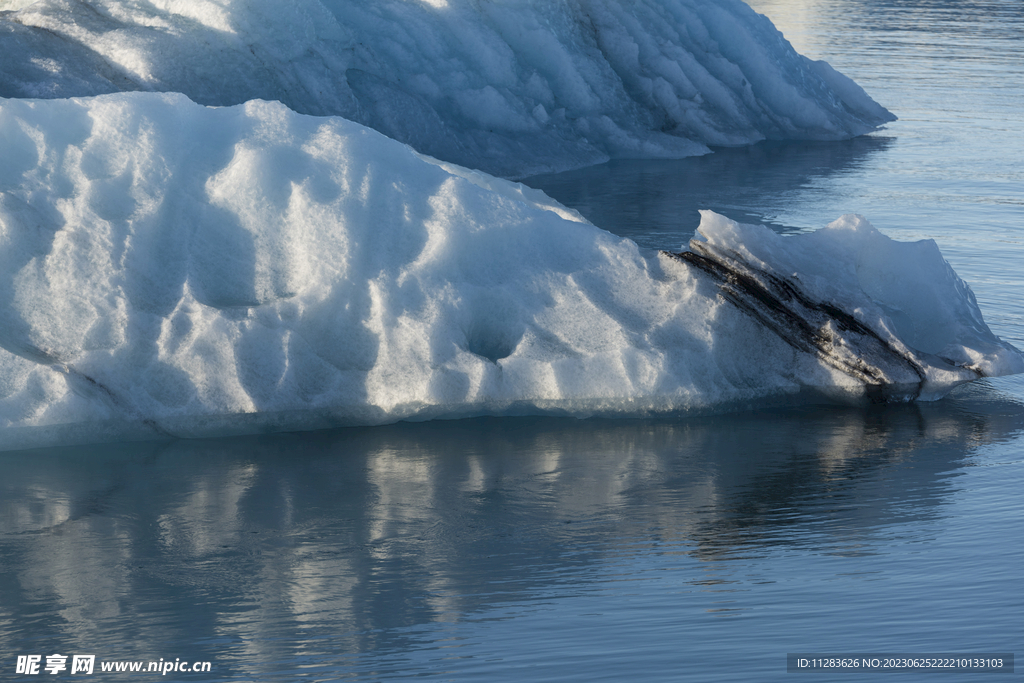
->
left=0, top=93, right=1018, bottom=449
left=0, top=0, right=894, bottom=176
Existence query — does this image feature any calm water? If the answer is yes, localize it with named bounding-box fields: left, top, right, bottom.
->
left=3, top=1, right=1023, bottom=680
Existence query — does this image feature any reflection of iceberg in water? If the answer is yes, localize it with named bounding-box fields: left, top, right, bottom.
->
left=2, top=388, right=1022, bottom=672
left=524, top=136, right=894, bottom=247
left=0, top=94, right=1019, bottom=450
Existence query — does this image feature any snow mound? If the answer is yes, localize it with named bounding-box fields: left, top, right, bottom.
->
left=0, top=93, right=1016, bottom=450
left=0, top=0, right=894, bottom=177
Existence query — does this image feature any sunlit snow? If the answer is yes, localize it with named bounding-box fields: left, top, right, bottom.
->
left=0, top=93, right=1018, bottom=450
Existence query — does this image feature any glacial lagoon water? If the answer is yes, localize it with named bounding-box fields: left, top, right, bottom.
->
left=2, top=0, right=1023, bottom=680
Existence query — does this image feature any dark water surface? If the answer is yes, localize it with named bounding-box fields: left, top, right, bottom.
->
left=3, top=387, right=1023, bottom=681
left=3, top=0, right=1024, bottom=680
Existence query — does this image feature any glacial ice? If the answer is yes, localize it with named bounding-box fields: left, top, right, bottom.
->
left=0, top=93, right=1019, bottom=450
left=0, top=0, right=894, bottom=177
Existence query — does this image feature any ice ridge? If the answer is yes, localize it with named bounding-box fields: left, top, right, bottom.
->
left=0, top=0, right=895, bottom=177
left=0, top=93, right=1018, bottom=450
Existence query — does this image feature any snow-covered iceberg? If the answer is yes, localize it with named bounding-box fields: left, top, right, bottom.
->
left=0, top=93, right=1018, bottom=450
left=0, top=0, right=894, bottom=177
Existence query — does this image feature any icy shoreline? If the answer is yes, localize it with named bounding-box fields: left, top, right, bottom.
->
left=0, top=93, right=1018, bottom=451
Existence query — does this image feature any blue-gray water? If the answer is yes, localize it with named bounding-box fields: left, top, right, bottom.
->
left=2, top=1, right=1023, bottom=680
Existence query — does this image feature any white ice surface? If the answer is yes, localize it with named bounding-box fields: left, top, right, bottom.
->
left=0, top=0, right=894, bottom=177
left=0, top=93, right=1018, bottom=450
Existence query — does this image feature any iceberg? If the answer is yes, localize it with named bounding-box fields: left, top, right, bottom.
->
left=0, top=0, right=894, bottom=177
left=0, top=93, right=1019, bottom=450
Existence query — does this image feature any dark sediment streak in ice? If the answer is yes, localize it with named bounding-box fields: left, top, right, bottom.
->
left=663, top=238, right=984, bottom=404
